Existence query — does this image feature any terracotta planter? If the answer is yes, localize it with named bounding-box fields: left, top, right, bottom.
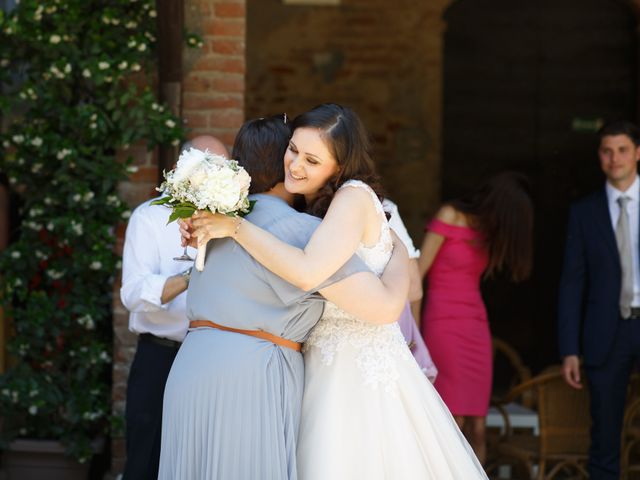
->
left=1, top=439, right=99, bottom=480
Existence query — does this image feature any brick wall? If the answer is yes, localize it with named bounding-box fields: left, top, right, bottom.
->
left=109, top=0, right=246, bottom=475
left=246, top=0, right=454, bottom=241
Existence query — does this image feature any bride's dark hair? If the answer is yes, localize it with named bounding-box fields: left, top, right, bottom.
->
left=291, top=103, right=385, bottom=218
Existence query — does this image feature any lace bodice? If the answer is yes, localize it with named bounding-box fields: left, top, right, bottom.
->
left=304, top=180, right=411, bottom=392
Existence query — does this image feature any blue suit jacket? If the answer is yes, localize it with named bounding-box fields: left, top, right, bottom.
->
left=558, top=187, right=632, bottom=367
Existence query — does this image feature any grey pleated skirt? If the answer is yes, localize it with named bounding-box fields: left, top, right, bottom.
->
left=158, top=327, right=304, bottom=480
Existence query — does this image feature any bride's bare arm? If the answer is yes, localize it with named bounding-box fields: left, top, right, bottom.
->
left=318, top=232, right=410, bottom=325
left=191, top=187, right=372, bottom=290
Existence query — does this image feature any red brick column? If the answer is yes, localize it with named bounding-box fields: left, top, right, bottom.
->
left=109, top=1, right=246, bottom=475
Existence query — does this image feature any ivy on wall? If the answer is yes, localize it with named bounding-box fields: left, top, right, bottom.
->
left=0, top=0, right=197, bottom=462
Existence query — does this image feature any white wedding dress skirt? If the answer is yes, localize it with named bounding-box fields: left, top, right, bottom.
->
left=296, top=180, right=488, bottom=479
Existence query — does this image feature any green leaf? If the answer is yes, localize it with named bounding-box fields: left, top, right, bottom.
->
left=167, top=206, right=196, bottom=224
left=150, top=197, right=170, bottom=206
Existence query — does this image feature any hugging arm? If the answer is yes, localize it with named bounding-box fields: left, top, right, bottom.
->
left=192, top=187, right=372, bottom=290
left=318, top=232, right=410, bottom=325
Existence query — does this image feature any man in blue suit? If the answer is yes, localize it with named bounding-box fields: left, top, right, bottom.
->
left=559, top=120, right=640, bottom=479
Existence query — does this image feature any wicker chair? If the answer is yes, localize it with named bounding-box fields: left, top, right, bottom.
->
left=487, top=367, right=590, bottom=480
left=492, top=337, right=533, bottom=407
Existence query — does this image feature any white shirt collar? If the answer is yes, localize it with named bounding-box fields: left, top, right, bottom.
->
left=606, top=175, right=640, bottom=205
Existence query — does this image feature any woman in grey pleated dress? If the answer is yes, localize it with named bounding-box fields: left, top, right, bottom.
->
left=157, top=116, right=409, bottom=480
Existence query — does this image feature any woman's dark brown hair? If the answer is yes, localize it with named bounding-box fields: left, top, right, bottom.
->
left=291, top=103, right=384, bottom=218
left=449, top=172, right=533, bottom=282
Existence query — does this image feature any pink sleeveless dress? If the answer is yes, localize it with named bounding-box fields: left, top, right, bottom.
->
left=421, top=218, right=492, bottom=416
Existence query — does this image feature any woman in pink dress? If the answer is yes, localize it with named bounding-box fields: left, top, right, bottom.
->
left=418, top=172, right=533, bottom=464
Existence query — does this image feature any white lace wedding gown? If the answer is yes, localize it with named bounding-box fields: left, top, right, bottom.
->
left=297, top=180, right=488, bottom=480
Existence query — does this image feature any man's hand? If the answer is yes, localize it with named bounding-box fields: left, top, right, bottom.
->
left=561, top=355, right=582, bottom=389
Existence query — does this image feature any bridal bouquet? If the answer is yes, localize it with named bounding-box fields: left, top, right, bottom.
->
left=152, top=148, right=253, bottom=271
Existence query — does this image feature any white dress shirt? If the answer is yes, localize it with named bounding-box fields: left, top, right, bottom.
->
left=120, top=197, right=196, bottom=342
left=383, top=198, right=420, bottom=259
left=606, top=175, right=640, bottom=307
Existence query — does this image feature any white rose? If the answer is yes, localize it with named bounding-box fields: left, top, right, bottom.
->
left=188, top=167, right=208, bottom=188
left=236, top=168, right=251, bottom=193
left=173, top=148, right=205, bottom=183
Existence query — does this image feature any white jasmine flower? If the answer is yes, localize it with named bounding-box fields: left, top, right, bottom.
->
left=71, top=220, right=83, bottom=235
left=44, top=197, right=52, bottom=205
left=106, top=195, right=120, bottom=206
left=17, top=158, right=25, bottom=165
left=64, top=63, right=71, bottom=74
left=46, top=222, right=54, bottom=231
left=99, top=351, right=110, bottom=362
left=165, top=119, right=176, bottom=128
left=137, top=43, right=147, bottom=52
left=35, top=250, right=46, bottom=259
left=131, top=63, right=141, bottom=72
left=31, top=137, right=43, bottom=147
left=89, top=261, right=102, bottom=270
left=29, top=389, right=38, bottom=397
left=126, top=21, right=137, bottom=29
left=10, top=251, right=20, bottom=259
left=12, top=134, right=24, bottom=144
left=83, top=191, right=95, bottom=202
left=127, top=39, right=137, bottom=48
left=90, top=113, right=98, bottom=121
left=121, top=210, right=131, bottom=220
left=115, top=260, right=122, bottom=269
left=14, top=278, right=23, bottom=287
left=31, top=163, right=43, bottom=173
left=102, top=16, right=110, bottom=24
left=105, top=76, right=113, bottom=83
left=171, top=138, right=180, bottom=147
left=149, top=9, right=157, bottom=17
left=47, top=269, right=64, bottom=280
left=2, top=140, right=9, bottom=148
left=28, top=405, right=38, bottom=415
left=0, top=59, right=8, bottom=67
left=90, top=123, right=97, bottom=130
left=127, top=165, right=139, bottom=173
left=57, top=148, right=72, bottom=160
left=49, top=34, right=61, bottom=44
left=118, top=61, right=128, bottom=70
left=77, top=314, right=95, bottom=330
left=111, top=18, right=120, bottom=25
left=82, top=68, right=92, bottom=78
left=98, top=61, right=109, bottom=70
left=72, top=193, right=81, bottom=202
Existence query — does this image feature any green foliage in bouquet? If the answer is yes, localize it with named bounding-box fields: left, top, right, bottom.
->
left=0, top=0, right=197, bottom=463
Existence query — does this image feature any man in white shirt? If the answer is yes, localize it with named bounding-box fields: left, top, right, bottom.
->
left=558, top=121, right=640, bottom=479
left=120, top=135, right=230, bottom=480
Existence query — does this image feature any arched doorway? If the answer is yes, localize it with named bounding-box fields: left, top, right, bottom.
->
left=443, top=0, right=637, bottom=371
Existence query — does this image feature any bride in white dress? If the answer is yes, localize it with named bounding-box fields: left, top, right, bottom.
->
left=192, top=104, right=488, bottom=479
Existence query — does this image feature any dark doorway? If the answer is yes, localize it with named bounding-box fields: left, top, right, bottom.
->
left=443, top=0, right=637, bottom=372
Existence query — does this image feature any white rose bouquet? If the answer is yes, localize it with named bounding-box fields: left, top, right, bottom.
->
left=152, top=148, right=253, bottom=271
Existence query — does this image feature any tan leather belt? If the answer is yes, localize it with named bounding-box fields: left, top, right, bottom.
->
left=189, top=320, right=302, bottom=352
